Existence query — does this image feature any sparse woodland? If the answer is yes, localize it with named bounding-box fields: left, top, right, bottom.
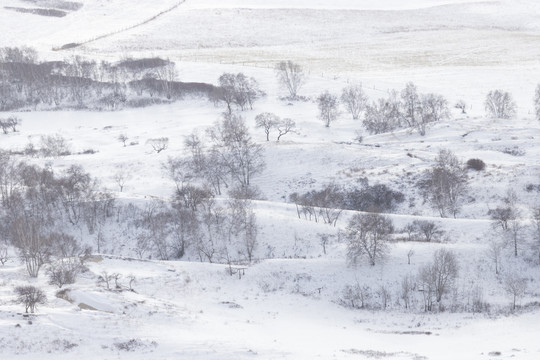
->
left=0, top=35, right=539, bottom=359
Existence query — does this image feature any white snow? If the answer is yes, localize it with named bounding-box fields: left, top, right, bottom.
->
left=1, top=0, right=540, bottom=359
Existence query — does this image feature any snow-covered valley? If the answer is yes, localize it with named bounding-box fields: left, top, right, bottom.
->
left=0, top=1, right=540, bottom=359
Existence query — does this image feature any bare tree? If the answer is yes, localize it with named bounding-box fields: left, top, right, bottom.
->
left=401, top=82, right=420, bottom=128
left=0, top=116, right=21, bottom=134
left=415, top=93, right=450, bottom=136
left=275, top=60, right=305, bottom=99
left=317, top=90, right=339, bottom=127
left=14, top=285, right=47, bottom=313
left=341, top=282, right=372, bottom=309
left=47, top=260, right=80, bottom=288
left=418, top=248, right=459, bottom=311
left=489, top=207, right=515, bottom=231
left=147, top=137, right=169, bottom=153
left=407, top=248, right=415, bottom=265
left=341, top=85, right=368, bottom=120
left=207, top=113, right=265, bottom=187
left=402, top=223, right=418, bottom=242
left=99, top=271, right=114, bottom=290
left=503, top=272, right=527, bottom=310
left=400, top=274, right=414, bottom=309
left=485, top=89, right=516, bottom=119
left=412, top=220, right=444, bottom=242
left=431, top=248, right=459, bottom=304
left=0, top=151, right=24, bottom=208
left=420, top=149, right=468, bottom=218
left=215, top=73, right=236, bottom=114
left=417, top=263, right=436, bottom=312
left=11, top=215, right=50, bottom=277
left=136, top=200, right=173, bottom=260
left=486, top=238, right=503, bottom=275
left=227, top=197, right=258, bottom=263
left=0, top=244, right=8, bottom=265
left=490, top=189, right=523, bottom=257
left=233, top=73, right=263, bottom=111
left=255, top=112, right=279, bottom=141
left=318, top=233, right=332, bottom=255
left=113, top=165, right=130, bottom=192
left=455, top=100, right=467, bottom=114
left=276, top=118, right=296, bottom=141
left=534, top=84, right=540, bottom=122
left=117, top=133, right=128, bottom=147
left=531, top=207, right=540, bottom=262
left=154, top=61, right=177, bottom=100
left=345, top=213, right=394, bottom=266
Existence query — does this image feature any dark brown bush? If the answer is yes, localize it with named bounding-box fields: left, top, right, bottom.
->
left=466, top=158, right=485, bottom=171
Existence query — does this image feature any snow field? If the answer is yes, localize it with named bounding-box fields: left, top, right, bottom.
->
left=1, top=0, right=540, bottom=359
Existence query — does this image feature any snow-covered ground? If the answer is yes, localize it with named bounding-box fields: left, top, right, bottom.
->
left=1, top=0, right=540, bottom=359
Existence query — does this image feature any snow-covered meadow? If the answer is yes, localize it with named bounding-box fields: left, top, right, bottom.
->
left=1, top=0, right=540, bottom=359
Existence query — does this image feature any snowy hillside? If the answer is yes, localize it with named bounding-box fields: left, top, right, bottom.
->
left=1, top=0, right=540, bottom=359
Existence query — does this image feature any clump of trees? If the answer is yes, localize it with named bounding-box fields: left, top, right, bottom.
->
left=0, top=155, right=111, bottom=277
left=172, top=113, right=265, bottom=196
left=212, top=73, right=264, bottom=113
left=133, top=114, right=265, bottom=264
left=0, top=47, right=218, bottom=111
left=127, top=183, right=259, bottom=265
left=362, top=82, right=449, bottom=136
left=402, top=220, right=445, bottom=242
left=255, top=112, right=296, bottom=141
left=290, top=182, right=404, bottom=225
left=485, top=89, right=516, bottom=119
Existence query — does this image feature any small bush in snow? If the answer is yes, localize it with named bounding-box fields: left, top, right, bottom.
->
left=39, top=134, right=72, bottom=157
left=466, top=158, right=486, bottom=171
left=501, top=146, right=525, bottom=157
left=113, top=339, right=147, bottom=352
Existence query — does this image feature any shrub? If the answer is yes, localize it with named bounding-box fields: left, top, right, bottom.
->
left=466, top=158, right=486, bottom=171
left=39, top=134, right=71, bottom=157
left=501, top=147, right=525, bottom=156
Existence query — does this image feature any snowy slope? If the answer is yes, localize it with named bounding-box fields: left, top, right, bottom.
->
left=1, top=0, right=540, bottom=359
